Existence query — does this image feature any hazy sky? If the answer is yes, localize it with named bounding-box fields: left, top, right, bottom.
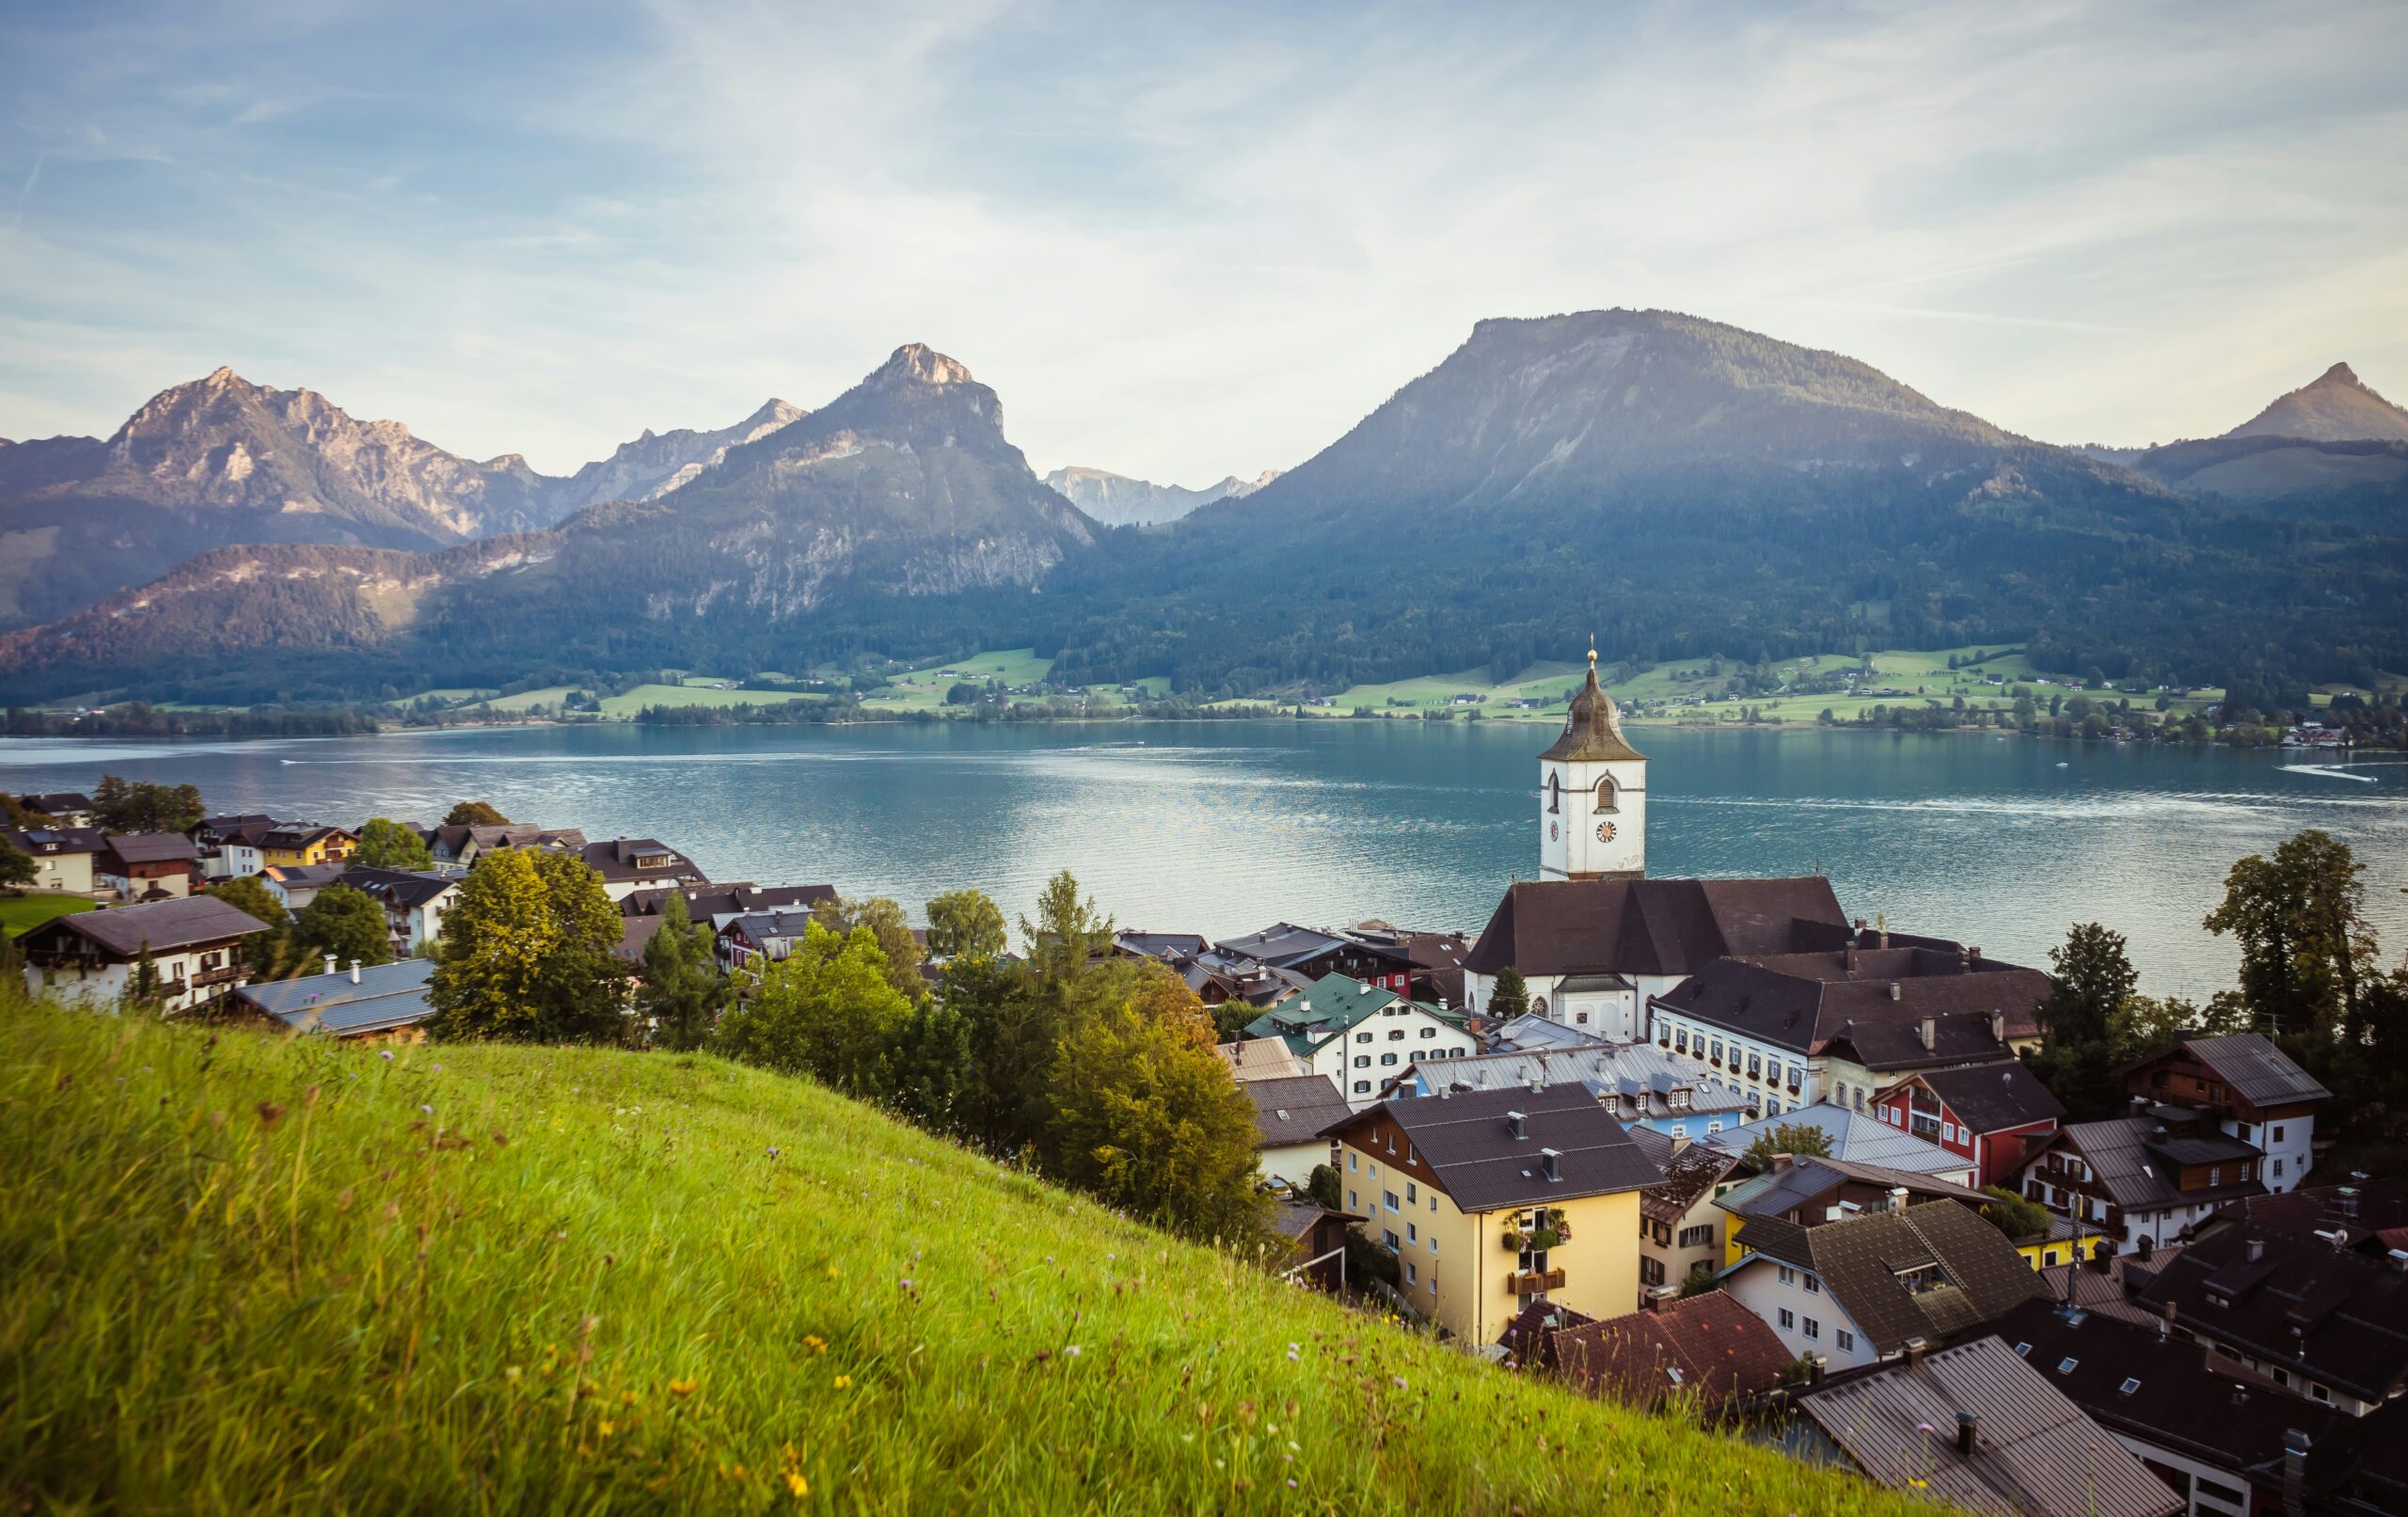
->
left=3, top=0, right=2403, bottom=483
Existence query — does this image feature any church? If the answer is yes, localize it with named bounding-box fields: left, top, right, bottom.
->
left=1462, top=649, right=1853, bottom=1043
left=1461, top=648, right=2050, bottom=1122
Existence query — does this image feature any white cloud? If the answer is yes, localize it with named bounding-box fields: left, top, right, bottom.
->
left=0, top=0, right=2402, bottom=474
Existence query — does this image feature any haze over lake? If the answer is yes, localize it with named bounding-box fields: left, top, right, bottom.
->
left=4, top=721, right=2400, bottom=1000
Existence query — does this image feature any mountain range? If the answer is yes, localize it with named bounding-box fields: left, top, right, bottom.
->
left=1041, top=466, right=1279, bottom=527
left=2, top=313, right=2401, bottom=702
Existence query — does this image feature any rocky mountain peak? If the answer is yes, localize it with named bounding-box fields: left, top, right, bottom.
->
left=870, top=344, right=974, bottom=388
left=2226, top=360, right=2408, bottom=443
left=2319, top=361, right=2360, bottom=387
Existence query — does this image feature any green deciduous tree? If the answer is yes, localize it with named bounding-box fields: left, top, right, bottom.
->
left=2204, top=829, right=2375, bottom=1041
left=717, top=921, right=911, bottom=1096
left=926, top=889, right=1007, bottom=960
left=293, top=883, right=393, bottom=971
left=813, top=894, right=927, bottom=1002
left=355, top=817, right=435, bottom=871
left=637, top=893, right=729, bottom=1051
left=428, top=849, right=629, bottom=1043
left=2026, top=922, right=2140, bottom=1119
left=1306, top=1163, right=1342, bottom=1211
left=441, top=800, right=511, bottom=828
left=0, top=839, right=34, bottom=891
left=883, top=997, right=983, bottom=1135
left=1744, top=1121, right=1834, bottom=1169
left=1043, top=964, right=1272, bottom=1247
left=2106, top=992, right=2247, bottom=1067
left=205, top=876, right=296, bottom=974
left=1489, top=966, right=1529, bottom=1020
left=1976, top=1185, right=2053, bottom=1240
left=90, top=775, right=205, bottom=834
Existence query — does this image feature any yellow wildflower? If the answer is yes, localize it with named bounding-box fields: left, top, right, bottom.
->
left=785, top=1471, right=810, bottom=1497
left=598, top=1420, right=616, bottom=1438
left=669, top=1378, right=699, bottom=1397
left=833, top=1374, right=852, bottom=1389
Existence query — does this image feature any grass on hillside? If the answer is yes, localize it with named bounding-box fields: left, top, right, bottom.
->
left=0, top=893, right=95, bottom=937
left=0, top=1007, right=1917, bottom=1514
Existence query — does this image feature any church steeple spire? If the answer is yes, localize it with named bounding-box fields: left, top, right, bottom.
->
left=1536, top=640, right=1647, bottom=880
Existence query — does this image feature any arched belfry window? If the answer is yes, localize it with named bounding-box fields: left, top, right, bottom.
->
left=1546, top=774, right=1560, bottom=814
left=1595, top=777, right=1618, bottom=813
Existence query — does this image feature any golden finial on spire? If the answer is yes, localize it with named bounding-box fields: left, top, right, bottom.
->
left=1588, top=636, right=1597, bottom=674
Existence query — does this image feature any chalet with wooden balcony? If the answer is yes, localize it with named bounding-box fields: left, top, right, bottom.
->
left=17, top=894, right=261, bottom=1014
left=1875, top=1062, right=2067, bottom=1188
left=2011, top=1109, right=2270, bottom=1255
left=2122, top=1034, right=2330, bottom=1193
left=1319, top=1083, right=1661, bottom=1342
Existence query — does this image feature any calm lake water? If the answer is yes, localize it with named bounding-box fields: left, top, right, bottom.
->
left=3, top=721, right=2401, bottom=999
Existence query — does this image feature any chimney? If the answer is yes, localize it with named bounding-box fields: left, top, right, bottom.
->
left=2246, top=1237, right=2265, bottom=1264
left=1956, top=1411, right=1978, bottom=1457
left=1808, top=1354, right=1827, bottom=1385
left=1845, top=943, right=1859, bottom=975
left=1878, top=927, right=1891, bottom=951
left=2282, top=1429, right=2311, bottom=1517
left=1989, top=1011, right=2005, bottom=1045
left=1904, top=1336, right=1928, bottom=1366
left=349, top=958, right=362, bottom=985
left=2155, top=1308, right=2169, bottom=1342
left=1892, top=981, right=1905, bottom=1003
left=1506, top=1110, right=1527, bottom=1141
left=1771, top=1152, right=1796, bottom=1171
left=1540, top=1147, right=1560, bottom=1182
left=1889, top=1185, right=1910, bottom=1209
left=2338, top=1187, right=2360, bottom=1220
left=1967, top=946, right=1981, bottom=966
left=2389, top=1248, right=2408, bottom=1274
left=324, top=954, right=337, bottom=975
left=1916, top=1014, right=1934, bottom=1048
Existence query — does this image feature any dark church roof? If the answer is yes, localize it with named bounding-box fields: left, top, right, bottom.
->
left=1652, top=946, right=2049, bottom=1059
left=1465, top=876, right=1847, bottom=978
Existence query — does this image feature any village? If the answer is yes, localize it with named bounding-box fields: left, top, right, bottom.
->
left=5, top=653, right=2402, bottom=1517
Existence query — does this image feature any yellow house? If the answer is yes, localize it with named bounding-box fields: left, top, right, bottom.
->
left=1323, top=1085, right=1658, bottom=1344
left=259, top=826, right=358, bottom=870
left=2012, top=1215, right=2113, bottom=1272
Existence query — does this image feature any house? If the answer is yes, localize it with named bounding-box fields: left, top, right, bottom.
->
left=1704, top=1102, right=1978, bottom=1188
left=1113, top=929, right=1210, bottom=961
left=2009, top=1214, right=2116, bottom=1273
left=257, top=825, right=357, bottom=870
left=1, top=826, right=103, bottom=893
left=1269, top=1200, right=1362, bottom=1293
left=1319, top=1083, right=1662, bottom=1342
left=187, top=814, right=282, bottom=880
left=2011, top=1111, right=2269, bottom=1255
left=1718, top=1154, right=1994, bottom=1273
left=1241, top=1074, right=1351, bottom=1188
left=17, top=894, right=260, bottom=1013
left=15, top=791, right=95, bottom=827
left=1215, top=922, right=1413, bottom=992
left=1464, top=875, right=1852, bottom=1042
left=1988, top=1295, right=2350, bottom=1517
left=2197, top=1178, right=2408, bottom=1257
left=1480, top=1012, right=1610, bottom=1055
left=337, top=867, right=461, bottom=956
left=424, top=823, right=587, bottom=865
left=1549, top=1290, right=1797, bottom=1417
left=579, top=838, right=709, bottom=902
left=1240, top=972, right=1476, bottom=1107
left=96, top=832, right=200, bottom=900
left=2132, top=1221, right=2408, bottom=1417
left=229, top=957, right=436, bottom=1040
left=2033, top=1244, right=2186, bottom=1327
left=1876, top=1064, right=2066, bottom=1188
left=1792, top=1335, right=2180, bottom=1517
left=2304, top=1398, right=2408, bottom=1516
left=1640, top=1145, right=1753, bottom=1298
left=1719, top=1200, right=2043, bottom=1370
left=1496, top=1299, right=1598, bottom=1373
left=1391, top=1043, right=1752, bottom=1138
left=715, top=909, right=821, bottom=972
left=1214, top=1038, right=1314, bottom=1083
left=261, top=861, right=351, bottom=913
left=623, top=882, right=835, bottom=921
left=1649, top=941, right=2049, bottom=1118
left=2121, top=1035, right=2330, bottom=1193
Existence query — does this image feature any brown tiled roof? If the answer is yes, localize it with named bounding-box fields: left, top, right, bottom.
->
left=1243, top=1075, right=1351, bottom=1150
left=1553, top=1292, right=1794, bottom=1412
left=1652, top=946, right=2049, bottom=1059
left=1323, top=1085, right=1662, bottom=1211
left=1910, top=1064, right=2067, bottom=1134
left=1641, top=1145, right=1748, bottom=1225
left=101, top=831, right=199, bottom=865
left=21, top=894, right=264, bottom=956
left=1465, top=876, right=1847, bottom=977
left=1737, top=1200, right=2043, bottom=1355
left=1497, top=1299, right=1598, bottom=1371
left=2135, top=1222, right=2408, bottom=1405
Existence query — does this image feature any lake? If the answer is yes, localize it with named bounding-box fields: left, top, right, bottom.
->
left=3, top=720, right=2400, bottom=999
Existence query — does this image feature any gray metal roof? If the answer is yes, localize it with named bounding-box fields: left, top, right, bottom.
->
left=235, top=957, right=436, bottom=1036
left=1704, top=1101, right=1970, bottom=1177
left=2178, top=1034, right=2332, bottom=1107
left=1799, top=1335, right=2180, bottom=1517
left=1406, top=1042, right=1751, bottom=1122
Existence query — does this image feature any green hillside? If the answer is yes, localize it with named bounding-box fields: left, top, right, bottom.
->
left=0, top=1006, right=1912, bottom=1513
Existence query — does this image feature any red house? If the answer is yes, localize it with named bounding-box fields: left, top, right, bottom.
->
left=1874, top=1062, right=2065, bottom=1188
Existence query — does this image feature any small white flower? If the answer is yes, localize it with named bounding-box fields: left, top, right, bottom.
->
left=419, top=1103, right=434, bottom=1115
left=1393, top=1376, right=1407, bottom=1390
left=378, top=1050, right=395, bottom=1062
left=1063, top=1344, right=1081, bottom=1358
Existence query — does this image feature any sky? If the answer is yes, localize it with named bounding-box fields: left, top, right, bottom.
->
left=2, top=0, right=2404, bottom=484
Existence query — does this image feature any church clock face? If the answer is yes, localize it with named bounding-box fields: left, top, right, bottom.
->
left=1595, top=820, right=1617, bottom=843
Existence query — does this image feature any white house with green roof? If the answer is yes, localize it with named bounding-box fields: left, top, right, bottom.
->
left=1239, top=971, right=1475, bottom=1108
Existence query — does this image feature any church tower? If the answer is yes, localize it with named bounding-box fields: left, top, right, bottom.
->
left=1537, top=645, right=1646, bottom=880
